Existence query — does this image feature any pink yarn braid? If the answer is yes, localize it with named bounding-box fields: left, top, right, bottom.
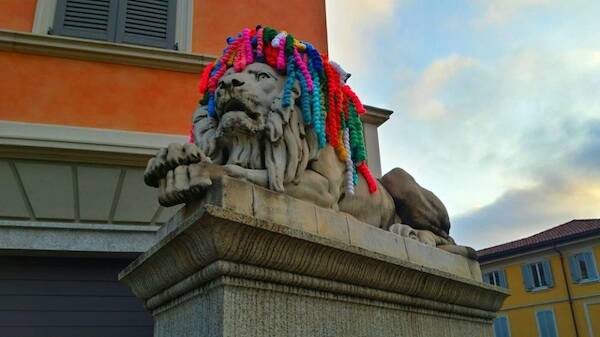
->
left=188, top=125, right=195, bottom=144
left=243, top=28, right=254, bottom=64
left=208, top=39, right=240, bottom=90
left=293, top=48, right=313, bottom=92
left=234, top=42, right=246, bottom=72
left=276, top=36, right=286, bottom=71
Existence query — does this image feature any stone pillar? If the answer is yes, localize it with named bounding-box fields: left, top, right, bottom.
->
left=120, top=176, right=507, bottom=337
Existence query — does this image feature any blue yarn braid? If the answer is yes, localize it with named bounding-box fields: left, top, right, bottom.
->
left=295, top=67, right=312, bottom=124
left=282, top=55, right=296, bottom=107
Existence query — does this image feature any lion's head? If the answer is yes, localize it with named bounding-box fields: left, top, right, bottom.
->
left=192, top=62, right=318, bottom=192
left=191, top=26, right=376, bottom=195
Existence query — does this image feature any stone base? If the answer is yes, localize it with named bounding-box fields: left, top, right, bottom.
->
left=120, top=177, right=507, bottom=337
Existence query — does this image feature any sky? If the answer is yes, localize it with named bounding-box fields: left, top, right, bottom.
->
left=326, top=0, right=600, bottom=250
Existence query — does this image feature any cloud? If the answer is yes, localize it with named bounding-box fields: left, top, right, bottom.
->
left=452, top=120, right=600, bottom=249
left=326, top=1, right=600, bottom=250
left=380, top=47, right=600, bottom=248
left=325, top=0, right=400, bottom=78
left=474, top=0, right=560, bottom=26
left=453, top=174, right=600, bottom=251
left=402, top=55, right=476, bottom=119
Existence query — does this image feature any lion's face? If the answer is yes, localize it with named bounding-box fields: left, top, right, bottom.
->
left=214, top=63, right=287, bottom=136
left=195, top=61, right=313, bottom=191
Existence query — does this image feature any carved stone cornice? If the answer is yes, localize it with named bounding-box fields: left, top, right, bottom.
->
left=120, top=177, right=508, bottom=320
left=362, top=105, right=393, bottom=126
left=0, top=29, right=215, bottom=73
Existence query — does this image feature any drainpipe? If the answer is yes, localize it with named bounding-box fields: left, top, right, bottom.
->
left=554, top=246, right=580, bottom=337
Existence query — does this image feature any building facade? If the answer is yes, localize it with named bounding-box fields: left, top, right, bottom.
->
left=0, top=1, right=391, bottom=336
left=479, top=219, right=600, bottom=337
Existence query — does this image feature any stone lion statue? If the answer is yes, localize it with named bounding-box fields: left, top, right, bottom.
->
left=143, top=26, right=475, bottom=259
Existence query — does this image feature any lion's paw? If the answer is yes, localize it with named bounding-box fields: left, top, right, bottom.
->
left=388, top=223, right=418, bottom=240
left=145, top=143, right=211, bottom=187
left=157, top=163, right=213, bottom=207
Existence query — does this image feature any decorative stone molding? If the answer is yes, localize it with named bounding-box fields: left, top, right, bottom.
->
left=363, top=104, right=393, bottom=126
left=0, top=220, right=158, bottom=253
left=0, top=121, right=186, bottom=156
left=120, top=176, right=508, bottom=337
left=0, top=29, right=214, bottom=73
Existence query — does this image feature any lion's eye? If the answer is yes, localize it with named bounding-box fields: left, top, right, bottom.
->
left=256, top=72, right=270, bottom=80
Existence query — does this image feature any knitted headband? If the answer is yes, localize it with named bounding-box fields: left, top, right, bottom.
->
left=197, top=26, right=377, bottom=194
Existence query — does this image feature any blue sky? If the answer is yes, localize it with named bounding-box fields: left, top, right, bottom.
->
left=326, top=0, right=600, bottom=249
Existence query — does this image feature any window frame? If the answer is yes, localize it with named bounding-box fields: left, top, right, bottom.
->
left=522, top=259, right=554, bottom=292
left=483, top=269, right=508, bottom=288
left=531, top=262, right=549, bottom=289
left=488, top=271, right=501, bottom=286
left=569, top=249, right=599, bottom=284
left=32, top=0, right=193, bottom=52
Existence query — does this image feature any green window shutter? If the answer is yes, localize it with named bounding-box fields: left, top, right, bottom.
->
left=583, top=252, right=598, bottom=280
left=522, top=265, right=534, bottom=291
left=542, top=260, right=554, bottom=288
left=53, top=0, right=119, bottom=41
left=498, top=270, right=508, bottom=288
left=569, top=254, right=582, bottom=283
left=115, top=0, right=177, bottom=49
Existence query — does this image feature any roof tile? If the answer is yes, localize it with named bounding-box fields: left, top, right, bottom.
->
left=477, top=219, right=600, bottom=261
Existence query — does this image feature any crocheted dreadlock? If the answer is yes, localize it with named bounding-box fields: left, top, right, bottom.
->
left=197, top=26, right=377, bottom=194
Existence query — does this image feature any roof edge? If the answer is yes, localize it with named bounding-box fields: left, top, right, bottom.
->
left=478, top=227, right=600, bottom=263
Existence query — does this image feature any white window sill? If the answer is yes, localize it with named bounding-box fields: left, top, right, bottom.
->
left=0, top=29, right=215, bottom=73
left=576, top=278, right=599, bottom=285
left=530, top=286, right=550, bottom=292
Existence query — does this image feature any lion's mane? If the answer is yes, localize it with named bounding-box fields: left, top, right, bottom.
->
left=191, top=96, right=318, bottom=192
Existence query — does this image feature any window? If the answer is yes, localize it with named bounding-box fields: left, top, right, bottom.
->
left=52, top=0, right=177, bottom=50
left=492, top=316, right=511, bottom=337
left=522, top=260, right=554, bottom=291
left=484, top=270, right=508, bottom=288
left=569, top=251, right=599, bottom=283
left=536, top=310, right=558, bottom=337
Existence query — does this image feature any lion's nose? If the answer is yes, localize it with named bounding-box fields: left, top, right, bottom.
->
left=218, top=77, right=245, bottom=90
left=231, top=78, right=244, bottom=87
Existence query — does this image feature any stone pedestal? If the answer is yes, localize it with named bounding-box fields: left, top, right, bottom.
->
left=119, top=177, right=508, bottom=337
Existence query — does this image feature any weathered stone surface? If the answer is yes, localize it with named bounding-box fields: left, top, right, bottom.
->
left=404, top=237, right=473, bottom=279
left=316, top=207, right=350, bottom=244
left=252, top=184, right=318, bottom=235
left=120, top=177, right=508, bottom=337
left=347, top=215, right=408, bottom=260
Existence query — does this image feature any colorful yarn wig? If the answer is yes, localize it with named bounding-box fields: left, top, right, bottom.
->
left=197, top=26, right=377, bottom=194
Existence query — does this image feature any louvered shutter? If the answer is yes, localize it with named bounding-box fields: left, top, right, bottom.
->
left=53, top=0, right=119, bottom=41
left=483, top=272, right=490, bottom=284
left=542, top=260, right=554, bottom=288
left=569, top=254, right=582, bottom=283
left=498, top=270, right=508, bottom=288
left=115, top=0, right=177, bottom=49
left=522, top=265, right=534, bottom=291
left=493, top=317, right=510, bottom=337
left=583, top=252, right=599, bottom=280
left=536, top=310, right=558, bottom=337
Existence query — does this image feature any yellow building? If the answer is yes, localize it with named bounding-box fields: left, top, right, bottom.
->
left=478, top=219, right=600, bottom=337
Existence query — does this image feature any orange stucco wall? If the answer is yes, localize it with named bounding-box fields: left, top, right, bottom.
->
left=0, top=0, right=36, bottom=32
left=0, top=51, right=198, bottom=135
left=0, top=0, right=328, bottom=134
left=192, top=0, right=328, bottom=56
